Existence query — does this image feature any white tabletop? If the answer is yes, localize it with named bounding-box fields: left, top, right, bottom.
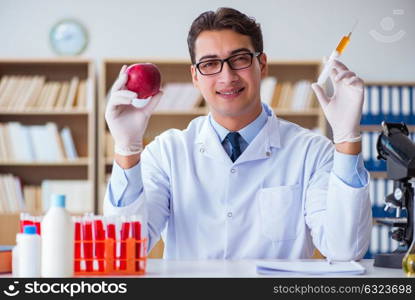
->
left=1, top=259, right=407, bottom=278
left=138, top=259, right=407, bottom=278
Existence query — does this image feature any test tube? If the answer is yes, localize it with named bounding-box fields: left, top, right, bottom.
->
left=20, top=213, right=33, bottom=233
left=106, top=216, right=117, bottom=269
left=82, top=214, right=93, bottom=272
left=119, top=217, right=131, bottom=270
left=131, top=215, right=142, bottom=271
left=93, top=216, right=105, bottom=272
left=33, top=216, right=42, bottom=235
left=73, top=216, right=81, bottom=272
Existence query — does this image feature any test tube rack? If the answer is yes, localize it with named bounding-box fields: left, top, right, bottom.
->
left=74, top=238, right=147, bottom=276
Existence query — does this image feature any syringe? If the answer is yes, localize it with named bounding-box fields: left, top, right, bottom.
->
left=317, top=20, right=358, bottom=85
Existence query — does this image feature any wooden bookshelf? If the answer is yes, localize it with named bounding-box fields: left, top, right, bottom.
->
left=0, top=58, right=96, bottom=244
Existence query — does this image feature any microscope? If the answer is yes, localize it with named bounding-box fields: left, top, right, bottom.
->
left=374, top=122, right=415, bottom=268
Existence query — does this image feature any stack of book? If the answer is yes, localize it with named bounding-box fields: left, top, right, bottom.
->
left=260, top=77, right=315, bottom=111
left=0, top=75, right=91, bottom=111
left=0, top=122, right=78, bottom=161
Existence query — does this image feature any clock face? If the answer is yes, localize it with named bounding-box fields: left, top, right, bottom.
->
left=49, top=19, right=88, bottom=55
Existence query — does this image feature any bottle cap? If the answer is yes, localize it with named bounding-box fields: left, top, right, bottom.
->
left=51, top=194, right=66, bottom=208
left=23, top=225, right=37, bottom=234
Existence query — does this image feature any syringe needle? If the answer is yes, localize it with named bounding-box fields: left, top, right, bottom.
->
left=348, top=19, right=359, bottom=37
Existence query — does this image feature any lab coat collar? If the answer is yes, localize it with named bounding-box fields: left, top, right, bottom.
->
left=195, top=103, right=281, bottom=164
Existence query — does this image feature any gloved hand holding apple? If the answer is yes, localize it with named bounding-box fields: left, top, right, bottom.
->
left=105, top=63, right=163, bottom=156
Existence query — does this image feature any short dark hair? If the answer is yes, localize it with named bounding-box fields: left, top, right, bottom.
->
left=187, top=7, right=263, bottom=64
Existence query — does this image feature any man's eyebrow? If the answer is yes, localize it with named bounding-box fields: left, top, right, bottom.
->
left=197, top=48, right=252, bottom=62
left=198, top=54, right=219, bottom=61
left=229, top=48, right=252, bottom=55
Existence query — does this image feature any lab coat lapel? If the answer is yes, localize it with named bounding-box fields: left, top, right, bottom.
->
left=195, top=117, right=232, bottom=164
left=235, top=113, right=281, bottom=164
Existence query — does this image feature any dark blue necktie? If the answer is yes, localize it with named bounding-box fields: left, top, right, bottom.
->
left=226, top=132, right=242, bottom=162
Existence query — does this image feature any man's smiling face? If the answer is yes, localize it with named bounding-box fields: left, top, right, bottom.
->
left=191, top=29, right=267, bottom=124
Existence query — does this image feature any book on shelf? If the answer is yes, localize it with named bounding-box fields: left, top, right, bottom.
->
left=23, top=185, right=42, bottom=215
left=6, top=122, right=34, bottom=161
left=55, top=81, right=69, bottom=109
left=60, top=127, right=79, bottom=160
left=0, top=174, right=25, bottom=213
left=105, top=132, right=114, bottom=159
left=277, top=82, right=293, bottom=109
left=0, top=75, right=89, bottom=111
left=64, top=77, right=80, bottom=109
left=75, top=80, right=86, bottom=109
left=361, top=84, right=415, bottom=125
left=260, top=76, right=277, bottom=106
left=41, top=179, right=93, bottom=213
left=0, top=124, right=8, bottom=159
left=155, top=82, right=202, bottom=111
left=0, top=122, right=79, bottom=162
left=291, top=80, right=313, bottom=111
left=272, top=81, right=314, bottom=111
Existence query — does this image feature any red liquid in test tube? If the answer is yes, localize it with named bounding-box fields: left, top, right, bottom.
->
left=20, top=213, right=33, bottom=233
left=82, top=219, right=93, bottom=272
left=106, top=222, right=116, bottom=269
left=34, top=219, right=41, bottom=235
left=132, top=219, right=141, bottom=271
left=74, top=218, right=81, bottom=272
left=120, top=221, right=130, bottom=270
left=93, top=218, right=105, bottom=272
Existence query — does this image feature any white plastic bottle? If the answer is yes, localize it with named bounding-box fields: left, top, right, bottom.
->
left=16, top=225, right=41, bottom=277
left=41, top=194, right=74, bottom=277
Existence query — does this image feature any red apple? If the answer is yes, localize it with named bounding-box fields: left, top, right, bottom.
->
left=125, top=63, right=161, bottom=99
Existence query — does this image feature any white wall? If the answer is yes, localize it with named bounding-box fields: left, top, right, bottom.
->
left=1, top=0, right=414, bottom=81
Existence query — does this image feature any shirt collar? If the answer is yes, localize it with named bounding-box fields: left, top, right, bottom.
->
left=209, top=103, right=269, bottom=144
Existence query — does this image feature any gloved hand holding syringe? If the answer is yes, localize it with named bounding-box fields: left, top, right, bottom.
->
left=317, top=20, right=358, bottom=86
left=311, top=19, right=365, bottom=144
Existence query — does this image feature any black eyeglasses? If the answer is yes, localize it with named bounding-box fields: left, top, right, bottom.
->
left=195, top=52, right=261, bottom=76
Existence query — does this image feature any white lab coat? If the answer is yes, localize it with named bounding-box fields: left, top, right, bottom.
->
left=104, top=108, right=372, bottom=260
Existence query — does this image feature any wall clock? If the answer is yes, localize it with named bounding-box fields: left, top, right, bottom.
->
left=49, top=19, right=88, bottom=55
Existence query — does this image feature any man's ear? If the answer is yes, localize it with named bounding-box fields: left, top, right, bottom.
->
left=190, top=65, right=199, bottom=89
left=259, top=52, right=268, bottom=79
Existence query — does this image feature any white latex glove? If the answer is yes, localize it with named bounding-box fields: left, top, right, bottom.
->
left=311, top=59, right=364, bottom=144
left=105, top=65, right=162, bottom=156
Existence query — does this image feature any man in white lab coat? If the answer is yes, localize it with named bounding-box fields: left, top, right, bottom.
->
left=104, top=7, right=372, bottom=260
